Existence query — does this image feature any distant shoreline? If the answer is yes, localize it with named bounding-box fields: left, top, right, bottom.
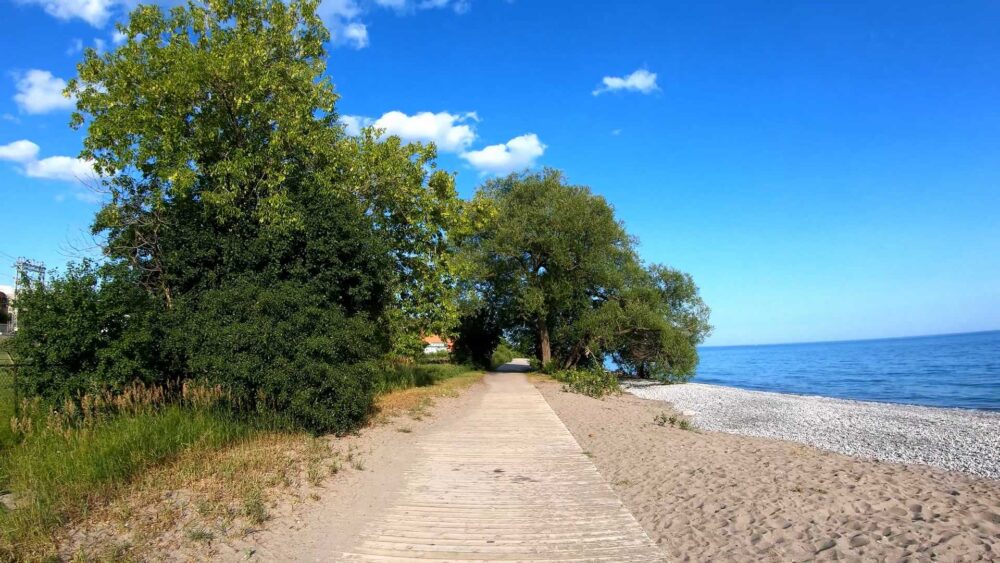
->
left=624, top=380, right=1000, bottom=480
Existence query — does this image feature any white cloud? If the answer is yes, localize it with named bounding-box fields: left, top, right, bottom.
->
left=348, top=111, right=478, bottom=152
left=111, top=29, right=127, bottom=44
left=341, top=110, right=544, bottom=174
left=16, top=0, right=117, bottom=26
left=340, top=22, right=369, bottom=49
left=13, top=70, right=76, bottom=114
left=93, top=38, right=107, bottom=53
left=461, top=133, right=546, bottom=175
left=0, top=140, right=41, bottom=163
left=0, top=139, right=99, bottom=186
left=319, top=0, right=362, bottom=20
left=340, top=115, right=374, bottom=136
left=592, top=68, right=659, bottom=96
left=318, top=0, right=371, bottom=49
left=25, top=156, right=99, bottom=184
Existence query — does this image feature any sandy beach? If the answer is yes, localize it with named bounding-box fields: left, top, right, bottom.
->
left=536, top=378, right=1000, bottom=561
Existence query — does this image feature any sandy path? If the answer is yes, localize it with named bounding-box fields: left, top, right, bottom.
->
left=537, top=380, right=1000, bottom=562
left=339, top=370, right=663, bottom=561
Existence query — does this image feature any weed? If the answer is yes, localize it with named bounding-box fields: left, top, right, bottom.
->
left=241, top=489, right=267, bottom=526
left=186, top=527, right=214, bottom=542
left=654, top=411, right=693, bottom=430
left=396, top=426, right=412, bottom=433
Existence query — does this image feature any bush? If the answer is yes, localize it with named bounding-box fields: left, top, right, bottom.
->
left=419, top=350, right=452, bottom=365
left=8, top=261, right=167, bottom=404
left=490, top=342, right=516, bottom=370
left=551, top=367, right=621, bottom=398
left=451, top=307, right=502, bottom=369
left=166, top=279, right=387, bottom=434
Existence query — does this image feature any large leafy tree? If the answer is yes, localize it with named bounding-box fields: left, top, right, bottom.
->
left=69, top=0, right=460, bottom=351
left=32, top=0, right=459, bottom=430
left=339, top=132, right=464, bottom=350
left=460, top=169, right=712, bottom=381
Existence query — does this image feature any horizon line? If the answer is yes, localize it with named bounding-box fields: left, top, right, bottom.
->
left=701, top=328, right=999, bottom=349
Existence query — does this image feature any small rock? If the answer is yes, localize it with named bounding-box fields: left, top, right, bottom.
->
left=849, top=534, right=870, bottom=548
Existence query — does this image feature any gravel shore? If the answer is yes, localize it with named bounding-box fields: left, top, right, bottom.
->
left=624, top=381, right=1000, bottom=480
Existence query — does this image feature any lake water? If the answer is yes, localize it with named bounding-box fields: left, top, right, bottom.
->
left=695, top=330, right=1000, bottom=411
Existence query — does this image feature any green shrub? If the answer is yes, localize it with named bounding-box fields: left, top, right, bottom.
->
left=551, top=367, right=620, bottom=398
left=166, top=279, right=386, bottom=435
left=7, top=261, right=167, bottom=404
left=451, top=307, right=503, bottom=369
left=419, top=350, right=452, bottom=365
left=489, top=343, right=516, bottom=370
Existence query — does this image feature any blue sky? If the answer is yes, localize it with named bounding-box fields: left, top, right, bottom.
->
left=1, top=0, right=999, bottom=345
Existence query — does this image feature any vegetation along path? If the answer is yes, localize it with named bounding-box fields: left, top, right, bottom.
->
left=341, top=363, right=663, bottom=561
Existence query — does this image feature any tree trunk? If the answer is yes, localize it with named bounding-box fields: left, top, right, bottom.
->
left=537, top=318, right=551, bottom=366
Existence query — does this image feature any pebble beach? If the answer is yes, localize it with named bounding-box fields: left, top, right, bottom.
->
left=624, top=381, right=1000, bottom=480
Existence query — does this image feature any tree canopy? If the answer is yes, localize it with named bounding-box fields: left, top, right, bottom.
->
left=8, top=0, right=465, bottom=431
left=458, top=169, right=712, bottom=381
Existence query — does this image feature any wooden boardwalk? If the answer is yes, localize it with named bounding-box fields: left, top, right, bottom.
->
left=342, top=367, right=664, bottom=562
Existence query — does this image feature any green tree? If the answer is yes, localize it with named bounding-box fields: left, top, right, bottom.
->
left=460, top=169, right=634, bottom=364
left=70, top=0, right=462, bottom=352
left=459, top=169, right=712, bottom=382
left=339, top=131, right=465, bottom=350
left=71, top=0, right=342, bottom=306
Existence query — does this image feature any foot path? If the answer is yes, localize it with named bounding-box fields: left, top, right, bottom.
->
left=341, top=367, right=663, bottom=562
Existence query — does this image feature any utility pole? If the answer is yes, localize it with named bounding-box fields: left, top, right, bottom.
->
left=11, top=258, right=46, bottom=332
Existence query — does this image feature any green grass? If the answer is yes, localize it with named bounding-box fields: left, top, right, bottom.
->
left=0, top=362, right=481, bottom=559
left=374, top=362, right=474, bottom=395
left=0, top=405, right=256, bottom=560
left=0, top=366, right=15, bottom=453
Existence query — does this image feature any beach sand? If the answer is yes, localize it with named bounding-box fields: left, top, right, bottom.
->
left=536, top=378, right=1000, bottom=562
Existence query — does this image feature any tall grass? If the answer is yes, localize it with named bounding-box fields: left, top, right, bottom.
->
left=0, top=348, right=14, bottom=445
left=0, top=363, right=481, bottom=559
left=0, top=367, right=15, bottom=453
left=0, top=383, right=259, bottom=559
left=374, top=362, right=473, bottom=395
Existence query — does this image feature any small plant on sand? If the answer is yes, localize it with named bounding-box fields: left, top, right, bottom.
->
left=186, top=527, right=214, bottom=542
left=654, top=412, right=694, bottom=430
left=653, top=412, right=676, bottom=427
left=241, top=489, right=267, bottom=526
